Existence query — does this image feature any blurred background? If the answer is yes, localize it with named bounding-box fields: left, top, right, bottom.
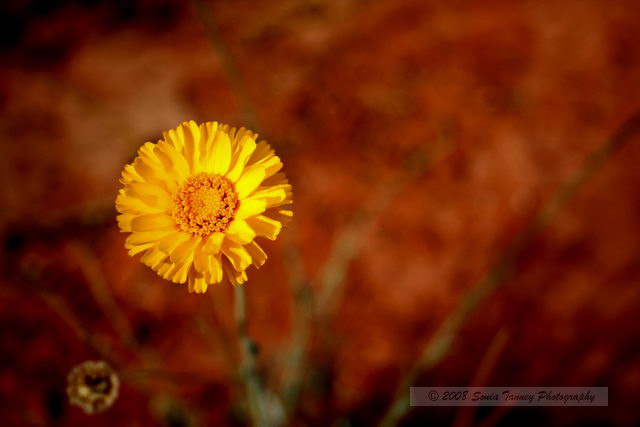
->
left=1, top=0, right=640, bottom=425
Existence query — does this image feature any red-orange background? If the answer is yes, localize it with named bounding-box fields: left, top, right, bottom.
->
left=1, top=0, right=640, bottom=425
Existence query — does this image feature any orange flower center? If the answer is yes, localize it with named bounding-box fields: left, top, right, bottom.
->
left=172, top=173, right=238, bottom=236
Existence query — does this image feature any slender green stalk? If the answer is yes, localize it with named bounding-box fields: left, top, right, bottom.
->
left=378, top=110, right=640, bottom=427
left=235, top=284, right=269, bottom=427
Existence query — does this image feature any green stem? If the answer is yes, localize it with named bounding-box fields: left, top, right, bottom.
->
left=235, top=285, right=269, bottom=427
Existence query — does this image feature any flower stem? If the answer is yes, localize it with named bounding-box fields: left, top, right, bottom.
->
left=234, top=284, right=268, bottom=427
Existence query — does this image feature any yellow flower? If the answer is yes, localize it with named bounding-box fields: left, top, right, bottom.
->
left=116, top=121, right=292, bottom=293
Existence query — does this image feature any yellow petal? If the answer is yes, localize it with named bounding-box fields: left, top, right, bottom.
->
left=196, top=277, right=208, bottom=293
left=126, top=229, right=174, bottom=246
left=198, top=122, right=217, bottom=170
left=231, top=127, right=256, bottom=145
left=121, top=163, right=141, bottom=184
left=130, top=214, right=175, bottom=232
left=136, top=143, right=178, bottom=193
left=158, top=231, right=191, bottom=253
left=125, top=181, right=173, bottom=209
left=202, top=232, right=225, bottom=254
left=237, top=270, right=248, bottom=285
left=133, top=159, right=170, bottom=193
left=246, top=215, right=282, bottom=240
left=249, top=184, right=292, bottom=208
left=117, top=213, right=135, bottom=232
left=262, top=172, right=288, bottom=187
left=165, top=127, right=185, bottom=151
left=265, top=208, right=293, bottom=226
left=235, top=166, right=266, bottom=199
left=208, top=254, right=223, bottom=283
left=152, top=142, right=173, bottom=171
left=181, top=121, right=201, bottom=174
left=226, top=219, right=256, bottom=245
left=221, top=240, right=252, bottom=271
left=170, top=236, right=201, bottom=264
left=248, top=141, right=274, bottom=164
left=167, top=251, right=193, bottom=283
left=221, top=259, right=248, bottom=286
left=212, top=131, right=232, bottom=175
left=156, top=140, right=190, bottom=182
left=193, top=241, right=210, bottom=274
left=226, top=136, right=257, bottom=182
left=141, top=247, right=169, bottom=268
left=158, top=262, right=174, bottom=278
left=116, top=192, right=164, bottom=215
left=254, top=155, right=282, bottom=179
left=236, top=198, right=267, bottom=220
left=246, top=241, right=267, bottom=268
left=127, top=242, right=153, bottom=256
left=188, top=272, right=208, bottom=293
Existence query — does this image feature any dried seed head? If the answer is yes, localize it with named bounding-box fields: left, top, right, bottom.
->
left=66, top=360, right=119, bottom=414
